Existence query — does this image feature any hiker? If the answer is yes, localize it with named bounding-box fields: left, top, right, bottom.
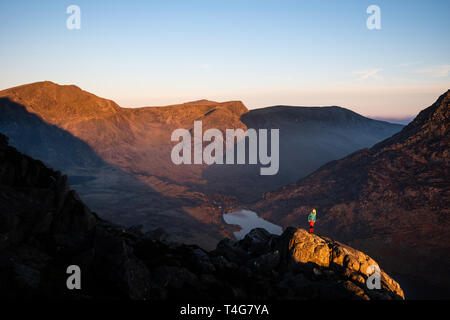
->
left=308, top=209, right=317, bottom=233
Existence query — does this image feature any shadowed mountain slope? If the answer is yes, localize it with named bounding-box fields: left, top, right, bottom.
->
left=0, top=97, right=234, bottom=250
left=203, top=105, right=403, bottom=199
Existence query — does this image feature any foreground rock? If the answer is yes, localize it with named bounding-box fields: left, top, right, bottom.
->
left=0, top=133, right=403, bottom=299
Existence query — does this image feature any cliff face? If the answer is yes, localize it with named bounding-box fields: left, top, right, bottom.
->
left=0, top=133, right=403, bottom=299
left=253, top=90, right=450, bottom=293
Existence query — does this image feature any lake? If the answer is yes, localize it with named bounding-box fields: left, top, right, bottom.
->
left=223, top=209, right=283, bottom=240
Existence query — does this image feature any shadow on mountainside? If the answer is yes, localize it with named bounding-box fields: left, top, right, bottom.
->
left=200, top=106, right=403, bottom=202
left=0, top=98, right=231, bottom=248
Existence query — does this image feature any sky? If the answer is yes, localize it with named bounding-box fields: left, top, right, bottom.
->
left=0, top=0, right=449, bottom=118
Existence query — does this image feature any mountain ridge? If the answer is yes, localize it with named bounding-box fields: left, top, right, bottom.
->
left=0, top=81, right=402, bottom=191
left=242, top=105, right=385, bottom=125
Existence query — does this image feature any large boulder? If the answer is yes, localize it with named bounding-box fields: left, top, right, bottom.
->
left=279, top=228, right=404, bottom=299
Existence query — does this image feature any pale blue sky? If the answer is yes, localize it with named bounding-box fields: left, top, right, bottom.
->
left=0, top=0, right=449, bottom=117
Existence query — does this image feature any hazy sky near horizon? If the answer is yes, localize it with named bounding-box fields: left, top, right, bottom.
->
left=0, top=0, right=449, bottom=117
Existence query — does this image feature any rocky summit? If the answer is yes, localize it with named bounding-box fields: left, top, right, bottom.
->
left=0, top=132, right=403, bottom=300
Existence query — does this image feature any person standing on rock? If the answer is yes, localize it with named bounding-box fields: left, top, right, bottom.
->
left=308, top=209, right=317, bottom=233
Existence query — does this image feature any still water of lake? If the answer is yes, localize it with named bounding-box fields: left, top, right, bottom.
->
left=223, top=209, right=283, bottom=240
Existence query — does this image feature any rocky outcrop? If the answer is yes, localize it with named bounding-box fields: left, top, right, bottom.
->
left=279, top=228, right=403, bottom=299
left=0, top=132, right=404, bottom=299
left=213, top=228, right=403, bottom=300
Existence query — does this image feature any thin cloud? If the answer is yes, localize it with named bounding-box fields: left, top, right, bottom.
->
left=353, top=69, right=382, bottom=80
left=396, top=61, right=422, bottom=68
left=414, top=64, right=450, bottom=77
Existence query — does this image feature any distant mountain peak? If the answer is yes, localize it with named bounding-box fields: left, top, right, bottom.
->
left=241, top=103, right=396, bottom=128
left=2, top=80, right=83, bottom=94
left=0, top=81, right=121, bottom=121
left=184, top=99, right=218, bottom=105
